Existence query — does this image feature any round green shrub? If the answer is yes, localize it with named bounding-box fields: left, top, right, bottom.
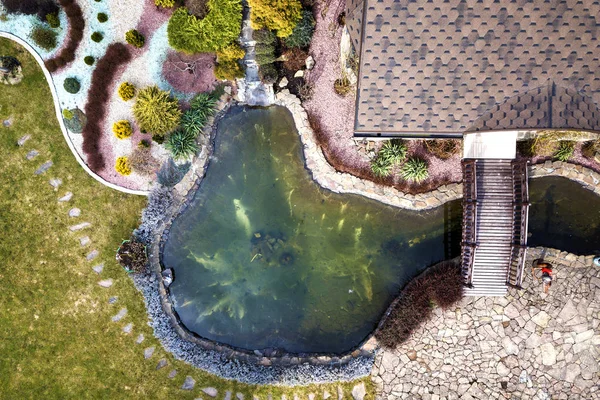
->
left=46, top=12, right=60, bottom=28
left=125, top=29, right=145, bottom=48
left=63, top=77, right=81, bottom=94
left=30, top=26, right=57, bottom=51
left=91, top=32, right=104, bottom=42
left=97, top=12, right=108, bottom=23
left=84, top=56, right=95, bottom=66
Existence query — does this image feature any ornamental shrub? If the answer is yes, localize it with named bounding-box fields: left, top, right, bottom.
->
left=248, top=0, right=302, bottom=38
left=63, top=77, right=80, bottom=93
left=129, top=146, right=160, bottom=176
left=215, top=43, right=245, bottom=80
left=401, top=157, right=429, bottom=183
left=582, top=140, right=599, bottom=159
left=155, top=0, right=175, bottom=7
left=84, top=55, right=95, bottom=65
left=62, top=108, right=73, bottom=120
left=424, top=139, right=460, bottom=160
left=133, top=86, right=181, bottom=136
left=125, top=29, right=145, bottom=48
left=181, top=92, right=218, bottom=134
left=30, top=25, right=57, bottom=50
left=46, top=11, right=60, bottom=28
left=554, top=141, right=575, bottom=162
left=91, top=31, right=103, bottom=42
left=112, top=120, right=133, bottom=139
left=118, top=82, right=136, bottom=101
left=115, top=156, right=132, bottom=175
left=97, top=12, right=108, bottom=22
left=284, top=10, right=315, bottom=48
left=165, top=129, right=199, bottom=160
left=44, top=0, right=85, bottom=73
left=167, top=2, right=242, bottom=54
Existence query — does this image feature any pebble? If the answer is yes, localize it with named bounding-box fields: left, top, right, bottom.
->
left=108, top=296, right=118, bottom=304
left=69, top=222, right=90, bottom=231
left=168, top=369, right=177, bottom=379
left=144, top=346, right=155, bottom=359
left=112, top=308, right=127, bottom=322
left=34, top=161, right=53, bottom=175
left=58, top=192, right=73, bottom=202
left=69, top=208, right=81, bottom=217
left=97, top=279, right=113, bottom=288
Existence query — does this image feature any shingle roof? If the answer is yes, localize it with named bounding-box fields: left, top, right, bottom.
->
left=348, top=0, right=600, bottom=136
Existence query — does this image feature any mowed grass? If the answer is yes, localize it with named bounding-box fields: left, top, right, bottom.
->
left=0, top=38, right=373, bottom=399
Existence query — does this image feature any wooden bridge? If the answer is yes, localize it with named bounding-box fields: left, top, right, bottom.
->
left=461, top=158, right=530, bottom=296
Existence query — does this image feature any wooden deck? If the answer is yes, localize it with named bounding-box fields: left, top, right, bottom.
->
left=461, top=159, right=529, bottom=296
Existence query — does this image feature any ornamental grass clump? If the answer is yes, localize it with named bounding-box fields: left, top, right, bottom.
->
left=115, top=156, right=131, bottom=175
left=133, top=86, right=181, bottom=136
left=112, top=120, right=133, bottom=139
left=380, top=140, right=407, bottom=165
left=128, top=145, right=160, bottom=176
left=424, top=139, right=460, bottom=159
left=401, top=157, right=429, bottom=183
left=125, top=29, right=145, bottom=48
left=118, top=82, right=136, bottom=101
left=554, top=141, right=575, bottom=162
left=165, top=129, right=199, bottom=160
left=370, top=156, right=392, bottom=178
left=582, top=140, right=600, bottom=159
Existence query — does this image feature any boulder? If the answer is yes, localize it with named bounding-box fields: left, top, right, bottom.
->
left=0, top=56, right=23, bottom=85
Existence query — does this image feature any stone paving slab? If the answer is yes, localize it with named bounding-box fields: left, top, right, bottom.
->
left=372, top=247, right=600, bottom=399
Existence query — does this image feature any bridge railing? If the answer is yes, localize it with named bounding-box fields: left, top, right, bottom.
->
left=507, top=160, right=529, bottom=288
left=461, top=160, right=477, bottom=286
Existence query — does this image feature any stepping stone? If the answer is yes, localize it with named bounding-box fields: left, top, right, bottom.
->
left=26, top=150, right=39, bottom=160
left=309, top=394, right=315, bottom=400
left=351, top=384, right=365, bottom=400
left=156, top=359, right=168, bottom=370
left=122, top=323, right=133, bottom=334
left=144, top=346, right=155, bottom=359
left=168, top=369, right=177, bottom=379
left=98, top=279, right=113, bottom=288
left=69, top=208, right=81, bottom=217
left=86, top=250, right=99, bottom=261
left=69, top=222, right=90, bottom=231
left=79, top=236, right=91, bottom=246
left=202, top=388, right=218, bottom=397
left=3, top=118, right=12, bottom=127
left=136, top=334, right=144, bottom=344
left=35, top=161, right=53, bottom=175
left=17, top=134, right=30, bottom=146
left=49, top=178, right=62, bottom=189
left=58, top=192, right=73, bottom=202
left=323, top=392, right=331, bottom=399
left=182, top=376, right=196, bottom=390
left=224, top=391, right=232, bottom=400
left=237, top=394, right=244, bottom=400
left=108, top=296, right=118, bottom=304
left=112, top=308, right=127, bottom=322
left=92, top=263, right=104, bottom=274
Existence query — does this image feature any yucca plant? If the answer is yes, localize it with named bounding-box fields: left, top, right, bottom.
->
left=190, top=92, right=217, bottom=116
left=133, top=86, right=181, bottom=136
left=379, top=140, right=407, bottom=165
left=181, top=110, right=208, bottom=135
left=165, top=129, right=199, bottom=160
left=554, top=141, right=575, bottom=162
left=371, top=156, right=393, bottom=178
left=401, top=157, right=429, bottom=182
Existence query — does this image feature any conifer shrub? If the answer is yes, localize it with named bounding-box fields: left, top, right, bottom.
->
left=215, top=43, right=245, bottom=80
left=115, top=156, right=132, bottom=175
left=84, top=55, right=95, bottom=65
left=283, top=10, right=314, bottom=48
left=133, top=86, right=181, bottom=136
left=30, top=25, right=57, bottom=50
left=63, top=77, right=80, bottom=93
left=248, top=0, right=302, bottom=37
left=112, top=120, right=133, bottom=139
left=125, top=29, right=145, bottom=48
left=167, top=2, right=242, bottom=54
left=62, top=108, right=73, bottom=120
left=97, top=12, right=108, bottom=22
left=46, top=11, right=60, bottom=28
left=155, top=0, right=175, bottom=7
left=44, top=0, right=85, bottom=73
left=91, top=31, right=103, bottom=42
left=118, top=82, right=136, bottom=101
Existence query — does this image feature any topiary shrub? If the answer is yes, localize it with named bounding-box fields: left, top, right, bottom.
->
left=167, top=2, right=242, bottom=54
left=133, top=86, right=181, bottom=136
left=165, top=129, right=199, bottom=160
left=554, top=141, right=575, bottom=162
left=63, top=77, right=80, bottom=94
left=118, top=82, right=136, bottom=101
left=155, top=0, right=175, bottom=7
left=84, top=55, right=95, bottom=65
left=129, top=145, right=160, bottom=176
left=283, top=10, right=314, bottom=48
left=46, top=11, right=60, bottom=28
left=116, top=238, right=148, bottom=273
left=91, top=31, right=103, bottom=42
left=248, top=0, right=302, bottom=37
left=30, top=25, right=57, bottom=50
left=63, top=107, right=87, bottom=133
left=401, top=157, right=429, bottom=183
left=97, top=12, right=108, bottom=22
left=115, top=156, right=132, bottom=175
left=62, top=108, right=73, bottom=120
left=112, top=120, right=133, bottom=139
left=125, top=29, right=145, bottom=48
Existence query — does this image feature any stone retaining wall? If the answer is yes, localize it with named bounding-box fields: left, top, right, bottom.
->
left=530, top=160, right=600, bottom=195
left=274, top=90, right=463, bottom=211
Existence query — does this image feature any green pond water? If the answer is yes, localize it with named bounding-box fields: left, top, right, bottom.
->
left=529, top=176, right=600, bottom=255
left=162, top=106, right=462, bottom=354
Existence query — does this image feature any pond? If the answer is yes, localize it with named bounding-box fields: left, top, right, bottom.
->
left=529, top=176, right=600, bottom=255
left=162, top=106, right=462, bottom=354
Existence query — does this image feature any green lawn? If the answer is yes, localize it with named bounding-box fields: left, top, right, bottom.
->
left=0, top=38, right=373, bottom=399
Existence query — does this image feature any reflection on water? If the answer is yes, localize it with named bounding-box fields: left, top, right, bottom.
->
left=529, top=176, right=600, bottom=255
left=162, top=106, right=461, bottom=354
